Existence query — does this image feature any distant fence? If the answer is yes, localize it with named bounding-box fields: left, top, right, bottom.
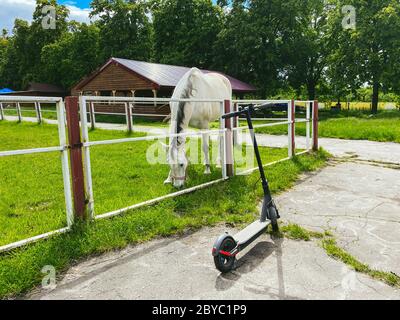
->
left=0, top=99, right=59, bottom=123
left=0, top=95, right=319, bottom=253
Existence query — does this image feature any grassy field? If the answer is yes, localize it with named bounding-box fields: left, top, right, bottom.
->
left=5, top=104, right=399, bottom=143
left=250, top=110, right=400, bottom=143
left=0, top=121, right=295, bottom=247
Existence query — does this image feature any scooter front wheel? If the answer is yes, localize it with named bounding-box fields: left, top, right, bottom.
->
left=213, top=236, right=236, bottom=273
left=269, top=207, right=279, bottom=232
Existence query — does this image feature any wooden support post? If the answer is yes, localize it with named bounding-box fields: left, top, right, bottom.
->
left=125, top=102, right=133, bottom=132
left=16, top=102, right=22, bottom=122
left=35, top=102, right=42, bottom=124
left=89, top=102, right=96, bottom=130
left=65, top=96, right=87, bottom=220
left=313, top=100, right=319, bottom=151
left=224, top=100, right=234, bottom=177
left=152, top=89, right=158, bottom=107
left=0, top=103, right=4, bottom=120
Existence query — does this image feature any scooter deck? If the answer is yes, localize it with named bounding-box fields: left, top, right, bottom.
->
left=234, top=220, right=270, bottom=246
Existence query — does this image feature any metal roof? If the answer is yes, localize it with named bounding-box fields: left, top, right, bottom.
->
left=74, top=58, right=257, bottom=93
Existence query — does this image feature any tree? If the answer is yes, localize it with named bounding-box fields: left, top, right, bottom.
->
left=0, top=19, right=31, bottom=89
left=285, top=0, right=332, bottom=100
left=212, top=1, right=251, bottom=88
left=0, top=0, right=69, bottom=89
left=41, top=23, right=102, bottom=89
left=329, top=0, right=400, bottom=113
left=152, top=0, right=223, bottom=68
left=91, top=0, right=153, bottom=61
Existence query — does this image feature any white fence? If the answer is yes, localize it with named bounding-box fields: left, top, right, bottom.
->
left=0, top=95, right=318, bottom=253
left=0, top=98, right=59, bottom=124
left=0, top=96, right=73, bottom=252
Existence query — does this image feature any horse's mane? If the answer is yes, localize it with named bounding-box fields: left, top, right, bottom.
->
left=173, top=69, right=196, bottom=146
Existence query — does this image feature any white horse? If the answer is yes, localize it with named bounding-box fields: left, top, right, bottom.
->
left=163, top=67, right=232, bottom=188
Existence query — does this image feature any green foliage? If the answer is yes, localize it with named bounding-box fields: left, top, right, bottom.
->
left=322, top=238, right=400, bottom=288
left=91, top=0, right=153, bottom=61
left=40, top=23, right=102, bottom=89
left=152, top=0, right=223, bottom=68
left=327, top=0, right=400, bottom=112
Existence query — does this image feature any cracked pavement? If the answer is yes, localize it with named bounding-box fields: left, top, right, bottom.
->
left=28, top=146, right=400, bottom=300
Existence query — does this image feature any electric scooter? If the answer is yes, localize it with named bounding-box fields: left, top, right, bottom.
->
left=212, top=104, right=280, bottom=273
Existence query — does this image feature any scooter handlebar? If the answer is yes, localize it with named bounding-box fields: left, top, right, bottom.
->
left=221, top=110, right=246, bottom=119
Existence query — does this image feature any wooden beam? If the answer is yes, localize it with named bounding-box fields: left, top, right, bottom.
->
left=65, top=96, right=87, bottom=220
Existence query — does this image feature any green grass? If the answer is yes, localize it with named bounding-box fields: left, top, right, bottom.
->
left=3, top=108, right=58, bottom=121
left=0, top=120, right=329, bottom=298
left=251, top=110, right=400, bottom=143
left=0, top=121, right=296, bottom=246
left=272, top=223, right=400, bottom=289
left=279, top=223, right=325, bottom=241
left=322, top=238, right=400, bottom=288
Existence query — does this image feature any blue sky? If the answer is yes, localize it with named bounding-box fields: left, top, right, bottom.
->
left=0, top=0, right=92, bottom=33
left=0, top=1, right=222, bottom=32
left=59, top=0, right=91, bottom=8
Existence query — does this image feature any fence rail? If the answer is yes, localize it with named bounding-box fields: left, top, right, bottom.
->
left=0, top=95, right=319, bottom=253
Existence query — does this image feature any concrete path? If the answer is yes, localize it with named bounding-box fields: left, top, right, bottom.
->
left=28, top=224, right=400, bottom=300
left=27, top=152, right=400, bottom=300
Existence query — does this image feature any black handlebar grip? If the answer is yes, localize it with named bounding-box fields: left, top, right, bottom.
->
left=222, top=110, right=245, bottom=119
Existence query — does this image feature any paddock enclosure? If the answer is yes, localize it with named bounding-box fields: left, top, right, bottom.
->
left=0, top=95, right=319, bottom=253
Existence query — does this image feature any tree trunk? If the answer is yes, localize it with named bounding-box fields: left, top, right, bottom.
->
left=372, top=80, right=379, bottom=114
left=307, top=82, right=316, bottom=101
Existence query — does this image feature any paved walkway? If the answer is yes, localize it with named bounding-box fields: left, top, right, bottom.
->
left=28, top=157, right=400, bottom=300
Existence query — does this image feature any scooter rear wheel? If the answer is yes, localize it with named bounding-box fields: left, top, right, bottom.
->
left=214, top=236, right=236, bottom=273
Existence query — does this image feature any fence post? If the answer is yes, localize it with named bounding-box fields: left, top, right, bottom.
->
left=16, top=102, right=22, bottom=122
left=0, top=103, right=4, bottom=120
left=313, top=100, right=319, bottom=151
left=65, top=96, right=87, bottom=220
left=233, top=102, right=239, bottom=146
left=306, top=101, right=311, bottom=150
left=126, top=102, right=133, bottom=132
left=288, top=100, right=296, bottom=158
left=35, top=102, right=42, bottom=124
left=89, top=102, right=96, bottom=130
left=224, top=100, right=234, bottom=177
left=57, top=99, right=74, bottom=227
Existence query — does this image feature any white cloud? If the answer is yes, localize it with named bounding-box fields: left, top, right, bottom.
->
left=66, top=5, right=91, bottom=24
left=0, top=0, right=92, bottom=33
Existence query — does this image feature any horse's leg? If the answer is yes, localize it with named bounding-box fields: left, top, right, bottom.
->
left=164, top=170, right=173, bottom=184
left=202, top=132, right=211, bottom=174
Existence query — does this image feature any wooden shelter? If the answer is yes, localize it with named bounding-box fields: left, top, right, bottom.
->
left=71, top=58, right=257, bottom=118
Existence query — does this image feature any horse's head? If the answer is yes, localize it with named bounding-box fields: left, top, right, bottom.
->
left=165, top=139, right=189, bottom=188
